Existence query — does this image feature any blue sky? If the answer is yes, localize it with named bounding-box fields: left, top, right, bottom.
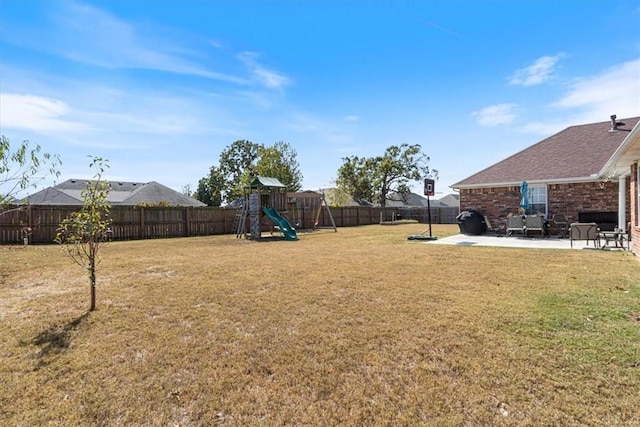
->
left=1, top=0, right=639, bottom=199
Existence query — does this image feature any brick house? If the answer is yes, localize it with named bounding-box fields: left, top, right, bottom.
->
left=600, top=118, right=640, bottom=256
left=452, top=115, right=640, bottom=243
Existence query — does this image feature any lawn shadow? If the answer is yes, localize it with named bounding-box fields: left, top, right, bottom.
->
left=32, top=313, right=90, bottom=363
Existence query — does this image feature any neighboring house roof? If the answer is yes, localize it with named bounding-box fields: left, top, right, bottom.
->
left=289, top=190, right=325, bottom=199
left=438, top=193, right=460, bottom=207
left=320, top=188, right=372, bottom=207
left=224, top=198, right=244, bottom=209
left=453, top=116, right=640, bottom=188
left=384, top=191, right=446, bottom=208
left=321, top=188, right=447, bottom=208
left=27, top=180, right=206, bottom=206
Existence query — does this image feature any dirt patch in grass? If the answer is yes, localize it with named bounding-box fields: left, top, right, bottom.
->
left=1, top=224, right=639, bottom=425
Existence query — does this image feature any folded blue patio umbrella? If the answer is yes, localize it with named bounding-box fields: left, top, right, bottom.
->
left=520, top=181, right=529, bottom=211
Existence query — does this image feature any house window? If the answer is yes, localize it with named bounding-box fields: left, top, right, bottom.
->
left=528, top=185, right=547, bottom=216
left=637, top=163, right=640, bottom=226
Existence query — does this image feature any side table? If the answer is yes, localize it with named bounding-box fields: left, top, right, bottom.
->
left=600, top=231, right=629, bottom=250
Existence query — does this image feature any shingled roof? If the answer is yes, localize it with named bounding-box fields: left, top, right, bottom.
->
left=27, top=180, right=206, bottom=207
left=453, top=116, right=640, bottom=188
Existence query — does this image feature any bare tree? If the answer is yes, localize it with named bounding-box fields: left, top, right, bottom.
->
left=55, top=157, right=111, bottom=312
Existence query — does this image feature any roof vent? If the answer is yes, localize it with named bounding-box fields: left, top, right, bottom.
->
left=610, top=114, right=618, bottom=131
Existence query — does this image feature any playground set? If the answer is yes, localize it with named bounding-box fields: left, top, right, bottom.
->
left=287, top=191, right=337, bottom=232
left=233, top=176, right=336, bottom=241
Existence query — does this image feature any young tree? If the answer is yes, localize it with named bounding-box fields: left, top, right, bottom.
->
left=335, top=143, right=436, bottom=208
left=0, top=135, right=62, bottom=205
left=181, top=184, right=193, bottom=197
left=55, top=157, right=112, bottom=312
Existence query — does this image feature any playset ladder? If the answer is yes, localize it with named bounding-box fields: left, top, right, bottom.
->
left=233, top=199, right=249, bottom=238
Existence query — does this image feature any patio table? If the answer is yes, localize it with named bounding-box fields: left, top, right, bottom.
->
left=600, top=230, right=629, bottom=250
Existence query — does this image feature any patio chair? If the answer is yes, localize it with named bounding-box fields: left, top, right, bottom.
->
left=552, top=214, right=569, bottom=238
left=569, top=222, right=600, bottom=248
left=483, top=215, right=501, bottom=234
left=506, top=215, right=525, bottom=237
left=525, top=215, right=545, bottom=238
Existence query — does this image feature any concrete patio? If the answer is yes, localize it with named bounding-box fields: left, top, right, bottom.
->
left=422, top=233, right=624, bottom=250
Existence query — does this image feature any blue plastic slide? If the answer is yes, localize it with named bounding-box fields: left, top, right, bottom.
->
left=262, top=207, right=298, bottom=241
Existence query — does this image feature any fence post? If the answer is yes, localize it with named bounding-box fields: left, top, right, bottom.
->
left=185, top=207, right=190, bottom=237
left=140, top=207, right=145, bottom=239
left=222, top=208, right=226, bottom=234
left=27, top=204, right=32, bottom=235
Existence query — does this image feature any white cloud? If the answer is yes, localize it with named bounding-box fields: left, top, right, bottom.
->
left=510, top=58, right=640, bottom=136
left=471, top=103, right=518, bottom=127
left=237, top=52, right=290, bottom=89
left=0, top=93, right=89, bottom=134
left=484, top=57, right=640, bottom=137
left=42, top=2, right=248, bottom=84
left=551, top=58, right=640, bottom=122
left=509, top=53, right=565, bottom=87
left=0, top=67, right=246, bottom=149
left=343, top=115, right=360, bottom=122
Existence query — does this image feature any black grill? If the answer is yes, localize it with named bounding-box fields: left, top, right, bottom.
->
left=456, top=210, right=487, bottom=235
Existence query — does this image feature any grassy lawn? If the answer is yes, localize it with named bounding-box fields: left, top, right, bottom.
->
left=1, top=224, right=639, bottom=426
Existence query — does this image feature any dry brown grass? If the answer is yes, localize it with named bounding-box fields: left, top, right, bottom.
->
left=1, top=224, right=639, bottom=426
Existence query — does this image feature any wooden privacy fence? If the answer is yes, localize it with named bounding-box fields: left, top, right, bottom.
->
left=396, top=206, right=459, bottom=225
left=1, top=204, right=459, bottom=244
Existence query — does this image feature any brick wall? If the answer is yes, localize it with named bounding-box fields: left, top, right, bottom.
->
left=459, top=179, right=631, bottom=235
left=458, top=185, right=520, bottom=229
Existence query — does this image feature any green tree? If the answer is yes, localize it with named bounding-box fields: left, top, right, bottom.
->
left=197, top=140, right=303, bottom=206
left=335, top=143, right=436, bottom=208
left=218, top=140, right=261, bottom=202
left=0, top=135, right=62, bottom=205
left=254, top=142, right=303, bottom=192
left=334, top=156, right=374, bottom=204
left=195, top=165, right=225, bottom=206
left=322, top=187, right=352, bottom=207
left=55, top=157, right=111, bottom=312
